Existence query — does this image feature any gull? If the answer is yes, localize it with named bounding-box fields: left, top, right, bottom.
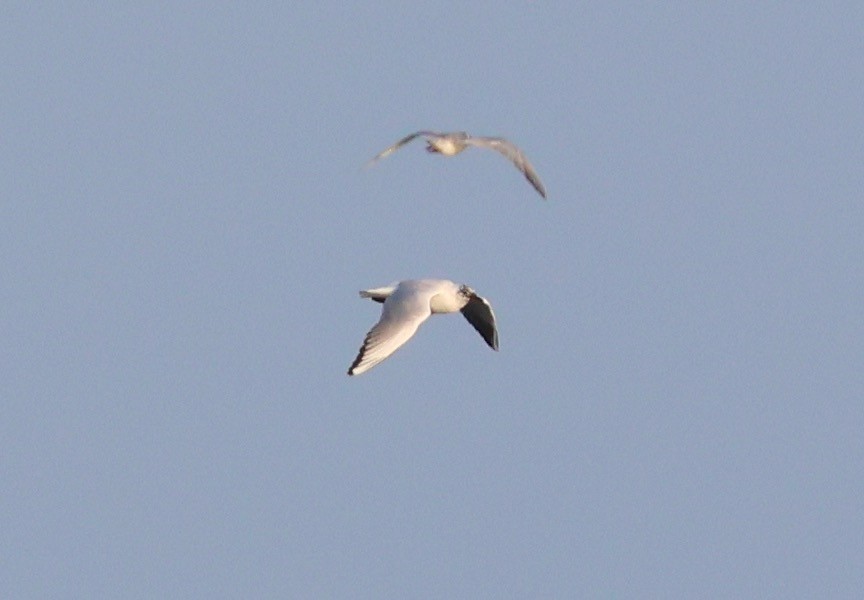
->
left=366, top=130, right=547, bottom=199
left=348, top=279, right=499, bottom=376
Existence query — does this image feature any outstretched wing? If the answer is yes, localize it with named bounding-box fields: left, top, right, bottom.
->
left=365, top=130, right=442, bottom=167
left=464, top=136, right=547, bottom=198
left=460, top=294, right=499, bottom=351
left=348, top=287, right=434, bottom=376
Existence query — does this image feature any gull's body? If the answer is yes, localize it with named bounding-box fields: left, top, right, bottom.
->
left=367, top=130, right=547, bottom=199
left=348, top=279, right=499, bottom=376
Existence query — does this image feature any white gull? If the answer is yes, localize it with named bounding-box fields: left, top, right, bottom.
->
left=348, top=279, right=499, bottom=376
left=366, top=130, right=547, bottom=199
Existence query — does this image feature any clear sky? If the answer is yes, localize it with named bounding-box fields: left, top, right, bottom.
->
left=2, top=3, right=863, bottom=598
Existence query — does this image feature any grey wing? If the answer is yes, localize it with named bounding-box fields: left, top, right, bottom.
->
left=465, top=136, right=547, bottom=198
left=348, top=291, right=434, bottom=375
left=460, top=294, right=499, bottom=351
left=365, top=130, right=443, bottom=167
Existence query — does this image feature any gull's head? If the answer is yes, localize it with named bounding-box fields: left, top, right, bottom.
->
left=458, top=284, right=476, bottom=298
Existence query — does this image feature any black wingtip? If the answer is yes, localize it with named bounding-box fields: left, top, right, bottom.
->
left=347, top=334, right=371, bottom=376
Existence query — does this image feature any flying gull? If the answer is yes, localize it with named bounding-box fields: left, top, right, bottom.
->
left=366, top=130, right=547, bottom=199
left=348, top=279, right=499, bottom=376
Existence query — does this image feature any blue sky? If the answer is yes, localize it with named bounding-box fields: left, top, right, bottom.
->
left=2, top=3, right=863, bottom=598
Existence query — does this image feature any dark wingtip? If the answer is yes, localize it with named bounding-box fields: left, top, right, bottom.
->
left=489, top=327, right=500, bottom=351
left=347, top=343, right=365, bottom=376
left=526, top=173, right=547, bottom=199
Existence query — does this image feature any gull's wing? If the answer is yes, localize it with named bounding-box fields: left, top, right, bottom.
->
left=460, top=294, right=499, bottom=351
left=464, top=136, right=547, bottom=198
left=365, top=130, right=443, bottom=167
left=348, top=286, right=435, bottom=375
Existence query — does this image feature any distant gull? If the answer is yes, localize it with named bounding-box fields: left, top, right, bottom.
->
left=348, top=279, right=499, bottom=376
left=366, top=130, right=547, bottom=199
